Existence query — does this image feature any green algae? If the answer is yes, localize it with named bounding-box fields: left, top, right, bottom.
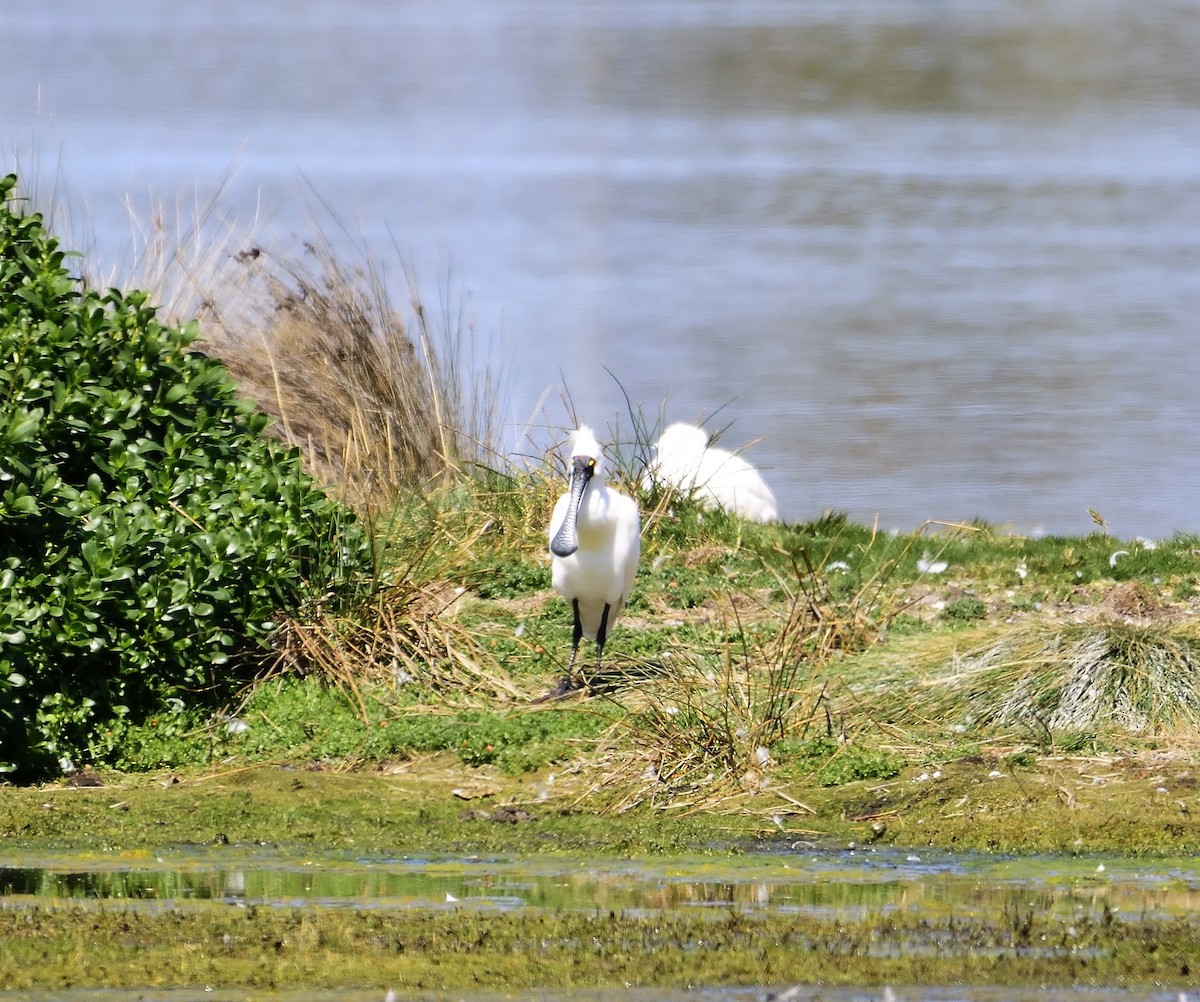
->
left=4, top=817, right=1200, bottom=992
left=0, top=765, right=754, bottom=857
left=0, top=898, right=1196, bottom=992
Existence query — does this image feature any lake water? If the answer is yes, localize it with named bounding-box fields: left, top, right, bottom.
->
left=4, top=1, right=1200, bottom=536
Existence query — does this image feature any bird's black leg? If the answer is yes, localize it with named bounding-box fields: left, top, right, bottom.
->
left=594, top=602, right=612, bottom=674
left=534, top=599, right=586, bottom=703
left=567, top=598, right=583, bottom=678
left=583, top=602, right=620, bottom=695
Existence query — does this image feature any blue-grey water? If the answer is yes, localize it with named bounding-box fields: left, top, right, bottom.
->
left=4, top=0, right=1200, bottom=536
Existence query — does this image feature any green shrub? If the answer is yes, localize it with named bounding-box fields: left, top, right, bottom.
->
left=943, top=596, right=988, bottom=622
left=0, top=174, right=372, bottom=780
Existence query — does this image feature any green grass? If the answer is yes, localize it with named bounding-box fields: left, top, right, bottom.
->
left=60, top=472, right=1200, bottom=815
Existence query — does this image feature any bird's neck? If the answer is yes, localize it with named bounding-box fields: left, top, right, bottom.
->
left=576, top=482, right=614, bottom=532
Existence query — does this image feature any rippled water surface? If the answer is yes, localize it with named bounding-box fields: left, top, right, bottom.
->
left=4, top=1, right=1200, bottom=533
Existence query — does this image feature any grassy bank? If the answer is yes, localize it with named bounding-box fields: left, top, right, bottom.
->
left=5, top=162, right=1200, bottom=846
left=6, top=502, right=1200, bottom=858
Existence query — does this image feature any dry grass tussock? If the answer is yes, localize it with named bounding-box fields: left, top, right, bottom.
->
left=96, top=185, right=504, bottom=509
left=581, top=540, right=923, bottom=814
left=263, top=579, right=521, bottom=714
left=258, top=500, right=525, bottom=708
left=859, top=597, right=1200, bottom=740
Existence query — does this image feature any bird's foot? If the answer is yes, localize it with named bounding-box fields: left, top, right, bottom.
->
left=532, top=675, right=586, bottom=704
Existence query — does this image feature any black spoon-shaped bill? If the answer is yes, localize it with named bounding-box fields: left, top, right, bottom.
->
left=550, top=457, right=594, bottom=558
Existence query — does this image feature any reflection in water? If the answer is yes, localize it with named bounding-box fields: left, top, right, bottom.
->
left=2, top=848, right=1199, bottom=923
left=3, top=850, right=1198, bottom=1001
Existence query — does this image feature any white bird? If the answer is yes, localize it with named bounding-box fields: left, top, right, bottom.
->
left=916, top=550, right=948, bottom=575
left=542, top=426, right=641, bottom=700
left=644, top=422, right=779, bottom=523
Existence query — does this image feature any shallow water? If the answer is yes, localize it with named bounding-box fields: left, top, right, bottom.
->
left=2, top=845, right=1197, bottom=920
left=5, top=0, right=1200, bottom=535
left=2, top=848, right=1198, bottom=1000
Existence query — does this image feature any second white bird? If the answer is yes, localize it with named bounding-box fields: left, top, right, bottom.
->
left=645, top=422, right=779, bottom=524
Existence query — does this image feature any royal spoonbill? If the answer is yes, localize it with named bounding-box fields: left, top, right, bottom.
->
left=644, top=422, right=779, bottom=523
left=541, top=425, right=641, bottom=700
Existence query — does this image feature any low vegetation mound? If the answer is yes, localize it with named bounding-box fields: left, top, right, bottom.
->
left=0, top=173, right=372, bottom=780
left=873, top=616, right=1200, bottom=737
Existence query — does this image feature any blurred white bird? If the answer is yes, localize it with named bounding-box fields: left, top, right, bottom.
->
left=541, top=426, right=641, bottom=700
left=917, top=550, right=948, bottom=574
left=644, top=422, right=779, bottom=523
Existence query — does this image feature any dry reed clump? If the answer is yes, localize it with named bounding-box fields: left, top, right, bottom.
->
left=576, top=523, right=991, bottom=814
left=257, top=498, right=527, bottom=708
left=193, top=239, right=502, bottom=508
left=559, top=632, right=809, bottom=814
left=263, top=578, right=521, bottom=716
left=592, top=551, right=912, bottom=814
left=93, top=187, right=502, bottom=510
left=865, top=614, right=1200, bottom=739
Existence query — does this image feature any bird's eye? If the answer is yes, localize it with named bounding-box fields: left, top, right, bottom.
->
left=588, top=459, right=596, bottom=469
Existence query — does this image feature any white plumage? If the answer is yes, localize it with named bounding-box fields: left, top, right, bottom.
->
left=644, top=422, right=779, bottom=524
left=543, top=426, right=641, bottom=698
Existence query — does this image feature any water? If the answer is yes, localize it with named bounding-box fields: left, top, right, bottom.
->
left=4, top=1, right=1200, bottom=535
left=1, top=848, right=1198, bottom=1001
left=2, top=845, right=1198, bottom=919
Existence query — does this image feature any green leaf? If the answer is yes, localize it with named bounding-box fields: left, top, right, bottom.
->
left=2, top=408, right=43, bottom=445
left=5, top=493, right=39, bottom=516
